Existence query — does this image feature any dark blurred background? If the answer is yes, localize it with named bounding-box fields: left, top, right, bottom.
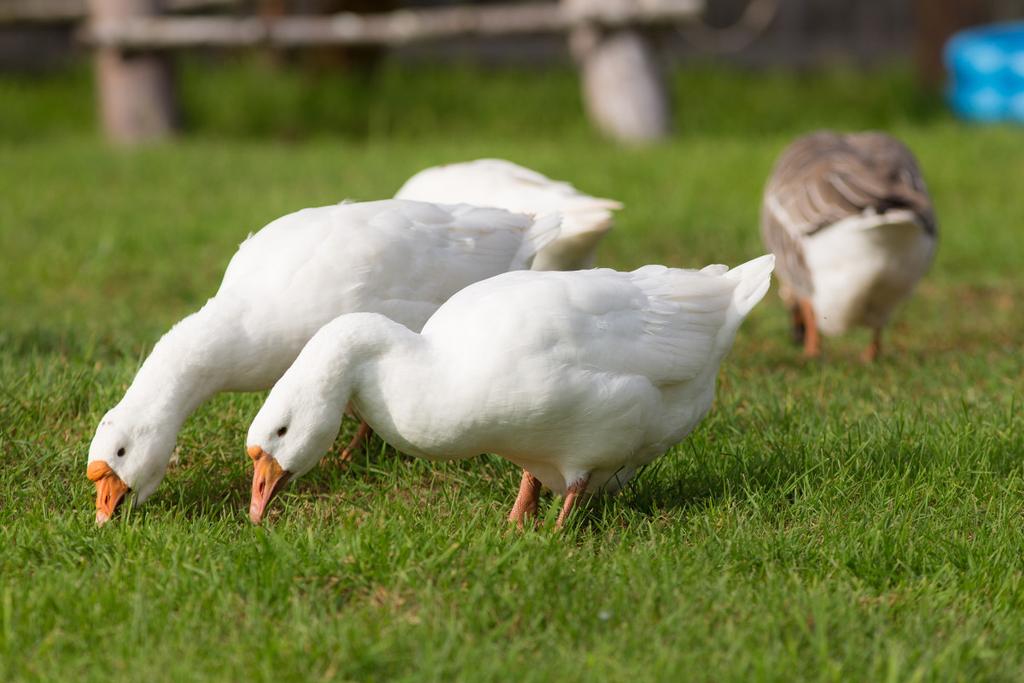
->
left=1, top=0, right=1016, bottom=76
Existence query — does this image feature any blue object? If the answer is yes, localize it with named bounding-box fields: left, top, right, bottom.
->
left=945, top=22, right=1024, bottom=123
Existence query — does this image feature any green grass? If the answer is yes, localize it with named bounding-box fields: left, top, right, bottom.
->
left=2, top=60, right=1023, bottom=682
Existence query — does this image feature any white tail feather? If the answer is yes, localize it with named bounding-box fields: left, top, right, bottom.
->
left=725, top=254, right=775, bottom=318
left=511, top=213, right=562, bottom=270
left=558, top=196, right=624, bottom=238
left=717, top=254, right=775, bottom=352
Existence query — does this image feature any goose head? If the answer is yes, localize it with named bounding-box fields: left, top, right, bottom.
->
left=87, top=408, right=178, bottom=525
left=245, top=312, right=411, bottom=523
left=245, top=358, right=348, bottom=524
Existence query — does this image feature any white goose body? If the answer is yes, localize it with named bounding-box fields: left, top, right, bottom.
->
left=87, top=199, right=559, bottom=514
left=247, top=255, right=774, bottom=516
left=395, top=159, right=622, bottom=271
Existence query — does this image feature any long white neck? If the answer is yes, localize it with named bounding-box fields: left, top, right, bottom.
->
left=296, top=313, right=442, bottom=454
left=117, top=298, right=245, bottom=432
left=327, top=314, right=487, bottom=459
left=307, top=313, right=426, bottom=405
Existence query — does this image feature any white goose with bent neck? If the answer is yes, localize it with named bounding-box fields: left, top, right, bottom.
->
left=87, top=199, right=560, bottom=523
left=246, top=255, right=775, bottom=527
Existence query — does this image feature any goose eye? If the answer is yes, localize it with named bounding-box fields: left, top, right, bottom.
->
left=116, top=447, right=126, bottom=457
left=276, top=427, right=288, bottom=437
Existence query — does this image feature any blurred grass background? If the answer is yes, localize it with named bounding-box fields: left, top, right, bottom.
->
left=1, top=58, right=1023, bottom=681
left=2, top=59, right=944, bottom=141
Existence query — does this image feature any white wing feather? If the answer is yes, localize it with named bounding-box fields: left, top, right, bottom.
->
left=218, top=199, right=557, bottom=332
left=424, top=258, right=772, bottom=386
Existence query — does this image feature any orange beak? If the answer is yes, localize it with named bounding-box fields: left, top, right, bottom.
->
left=87, top=460, right=130, bottom=526
left=248, top=445, right=291, bottom=524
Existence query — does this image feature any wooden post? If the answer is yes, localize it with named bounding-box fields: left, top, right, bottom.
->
left=567, top=0, right=672, bottom=144
left=89, top=0, right=178, bottom=143
left=912, top=0, right=991, bottom=89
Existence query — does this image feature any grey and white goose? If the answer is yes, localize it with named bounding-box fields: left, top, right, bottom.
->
left=760, top=130, right=937, bottom=361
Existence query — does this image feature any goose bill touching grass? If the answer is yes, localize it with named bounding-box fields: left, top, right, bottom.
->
left=760, top=131, right=937, bottom=361
left=86, top=200, right=560, bottom=524
left=395, top=158, right=623, bottom=271
left=246, top=255, right=774, bottom=528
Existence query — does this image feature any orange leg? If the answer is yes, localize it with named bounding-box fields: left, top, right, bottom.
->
left=798, top=299, right=821, bottom=358
left=339, top=420, right=372, bottom=462
left=861, top=328, right=882, bottom=363
left=507, top=470, right=542, bottom=529
left=555, top=475, right=590, bottom=530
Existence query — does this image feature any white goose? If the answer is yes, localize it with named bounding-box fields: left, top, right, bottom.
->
left=395, top=158, right=622, bottom=271
left=246, top=255, right=774, bottom=527
left=86, top=199, right=559, bottom=524
left=761, top=131, right=937, bottom=361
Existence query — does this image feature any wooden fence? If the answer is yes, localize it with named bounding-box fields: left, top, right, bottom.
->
left=6, top=0, right=704, bottom=143
left=0, top=0, right=238, bottom=23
